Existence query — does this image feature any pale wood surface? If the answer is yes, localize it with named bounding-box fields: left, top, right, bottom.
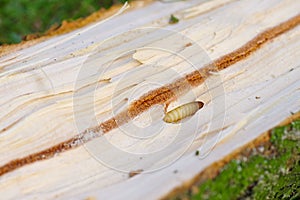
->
left=0, top=0, right=299, bottom=199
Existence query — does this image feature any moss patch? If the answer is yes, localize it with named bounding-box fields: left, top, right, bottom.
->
left=173, top=119, right=300, bottom=200
left=169, top=14, right=179, bottom=24
left=0, top=0, right=127, bottom=44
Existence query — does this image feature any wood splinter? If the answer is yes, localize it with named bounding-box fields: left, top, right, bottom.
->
left=129, top=169, right=143, bottom=178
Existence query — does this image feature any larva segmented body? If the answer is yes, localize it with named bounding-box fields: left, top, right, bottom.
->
left=163, top=101, right=204, bottom=123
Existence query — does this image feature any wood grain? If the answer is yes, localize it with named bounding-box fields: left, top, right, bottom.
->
left=0, top=0, right=299, bottom=199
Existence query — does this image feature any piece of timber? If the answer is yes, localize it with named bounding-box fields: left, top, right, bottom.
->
left=0, top=0, right=299, bottom=199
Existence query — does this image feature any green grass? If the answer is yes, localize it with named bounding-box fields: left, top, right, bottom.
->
left=173, top=119, right=300, bottom=200
left=0, top=0, right=127, bottom=44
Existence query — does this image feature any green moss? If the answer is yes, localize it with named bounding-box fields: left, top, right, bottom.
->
left=0, top=0, right=128, bottom=44
left=174, top=119, right=300, bottom=200
left=169, top=14, right=179, bottom=24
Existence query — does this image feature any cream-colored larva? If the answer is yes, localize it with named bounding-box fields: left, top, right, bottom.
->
left=163, top=101, right=204, bottom=123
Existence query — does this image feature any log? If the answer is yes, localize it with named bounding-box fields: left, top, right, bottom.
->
left=0, top=0, right=299, bottom=199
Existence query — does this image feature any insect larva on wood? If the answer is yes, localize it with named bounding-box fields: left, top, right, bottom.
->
left=163, top=101, right=204, bottom=123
